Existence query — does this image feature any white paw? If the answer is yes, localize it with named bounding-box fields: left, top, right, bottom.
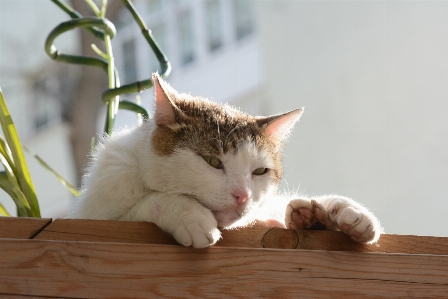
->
left=172, top=208, right=221, bottom=248
left=286, top=199, right=336, bottom=231
left=327, top=198, right=381, bottom=243
left=286, top=196, right=381, bottom=244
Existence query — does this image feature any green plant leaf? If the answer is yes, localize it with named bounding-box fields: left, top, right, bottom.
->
left=0, top=201, right=10, bottom=216
left=0, top=173, right=32, bottom=217
left=24, top=147, right=80, bottom=197
left=0, top=89, right=40, bottom=217
left=0, top=135, right=19, bottom=186
left=0, top=150, right=19, bottom=187
left=0, top=135, right=15, bottom=171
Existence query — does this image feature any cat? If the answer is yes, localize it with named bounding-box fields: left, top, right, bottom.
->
left=70, top=73, right=382, bottom=248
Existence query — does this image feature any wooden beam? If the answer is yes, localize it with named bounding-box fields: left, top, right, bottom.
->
left=34, top=218, right=448, bottom=254
left=0, top=238, right=447, bottom=298
left=0, top=217, right=52, bottom=239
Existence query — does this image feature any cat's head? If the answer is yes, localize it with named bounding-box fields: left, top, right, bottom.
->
left=145, top=73, right=303, bottom=228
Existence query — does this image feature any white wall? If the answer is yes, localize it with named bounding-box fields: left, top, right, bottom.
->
left=257, top=1, right=448, bottom=237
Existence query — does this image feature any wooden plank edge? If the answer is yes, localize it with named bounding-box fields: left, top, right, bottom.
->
left=0, top=238, right=447, bottom=299
left=0, top=217, right=52, bottom=239
left=32, top=218, right=448, bottom=255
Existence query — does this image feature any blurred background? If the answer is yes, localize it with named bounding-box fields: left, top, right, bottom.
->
left=0, top=0, right=447, bottom=237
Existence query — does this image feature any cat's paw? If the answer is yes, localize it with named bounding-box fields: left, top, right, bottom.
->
left=326, top=197, right=381, bottom=243
left=172, top=208, right=221, bottom=248
left=286, top=197, right=381, bottom=244
left=286, top=199, right=336, bottom=231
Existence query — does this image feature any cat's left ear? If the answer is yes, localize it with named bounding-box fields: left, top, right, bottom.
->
left=153, top=73, right=178, bottom=126
left=258, top=108, right=304, bottom=142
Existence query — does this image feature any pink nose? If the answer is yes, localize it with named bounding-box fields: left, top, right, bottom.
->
left=232, top=189, right=251, bottom=205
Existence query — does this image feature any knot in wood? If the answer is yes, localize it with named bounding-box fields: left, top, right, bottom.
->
left=261, top=228, right=299, bottom=249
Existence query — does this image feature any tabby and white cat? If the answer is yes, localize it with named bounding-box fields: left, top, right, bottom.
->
left=71, top=73, right=382, bottom=248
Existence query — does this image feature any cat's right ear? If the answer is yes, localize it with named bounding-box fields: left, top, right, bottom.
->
left=258, top=108, right=304, bottom=143
left=153, top=73, right=176, bottom=126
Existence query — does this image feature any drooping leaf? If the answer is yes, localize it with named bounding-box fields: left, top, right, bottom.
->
left=0, top=173, right=32, bottom=217
left=24, top=147, right=80, bottom=197
left=0, top=89, right=40, bottom=217
left=0, top=201, right=10, bottom=216
left=0, top=136, right=19, bottom=186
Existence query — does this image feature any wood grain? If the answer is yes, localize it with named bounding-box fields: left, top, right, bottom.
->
left=2, top=218, right=448, bottom=298
left=34, top=218, right=179, bottom=245
left=34, top=218, right=448, bottom=255
left=0, top=238, right=447, bottom=299
left=0, top=217, right=52, bottom=239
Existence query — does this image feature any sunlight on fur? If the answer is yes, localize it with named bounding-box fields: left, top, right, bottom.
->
left=70, top=73, right=382, bottom=248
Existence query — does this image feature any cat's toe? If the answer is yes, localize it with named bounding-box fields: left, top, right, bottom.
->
left=350, top=220, right=376, bottom=243
left=334, top=206, right=381, bottom=244
left=172, top=226, right=194, bottom=247
left=286, top=199, right=329, bottom=230
left=286, top=199, right=311, bottom=229
left=173, top=209, right=221, bottom=248
left=192, top=225, right=221, bottom=248
left=173, top=224, right=221, bottom=248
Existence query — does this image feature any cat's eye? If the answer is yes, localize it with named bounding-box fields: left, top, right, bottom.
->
left=202, top=155, right=223, bottom=169
left=252, top=167, right=268, bottom=176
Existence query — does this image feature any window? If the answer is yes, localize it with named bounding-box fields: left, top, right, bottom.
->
left=34, top=96, right=50, bottom=129
left=122, top=39, right=138, bottom=83
left=32, top=75, right=61, bottom=130
left=205, top=0, right=223, bottom=51
left=177, top=9, right=196, bottom=65
left=233, top=0, right=255, bottom=40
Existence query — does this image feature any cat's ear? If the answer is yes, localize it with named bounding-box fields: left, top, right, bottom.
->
left=153, top=73, right=177, bottom=126
left=258, top=108, right=304, bottom=142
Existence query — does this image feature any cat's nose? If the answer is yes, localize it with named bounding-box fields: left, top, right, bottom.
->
left=232, top=189, right=251, bottom=205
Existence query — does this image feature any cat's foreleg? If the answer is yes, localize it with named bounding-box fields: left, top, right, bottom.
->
left=285, top=195, right=382, bottom=243
left=123, top=193, right=221, bottom=248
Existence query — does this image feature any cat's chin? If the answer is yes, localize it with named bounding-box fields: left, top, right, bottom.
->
left=213, top=209, right=246, bottom=228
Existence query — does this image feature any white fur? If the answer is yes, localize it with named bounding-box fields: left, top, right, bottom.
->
left=71, top=122, right=282, bottom=247
left=72, top=73, right=382, bottom=247
left=71, top=119, right=383, bottom=247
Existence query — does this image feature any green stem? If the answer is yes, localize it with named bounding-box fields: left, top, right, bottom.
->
left=100, top=0, right=108, bottom=18
left=50, top=0, right=105, bottom=39
left=120, top=0, right=171, bottom=78
left=45, top=17, right=116, bottom=72
left=84, top=0, right=101, bottom=16
left=119, top=100, right=149, bottom=120
left=48, top=0, right=171, bottom=134
left=103, top=31, right=119, bottom=134
left=100, top=0, right=172, bottom=117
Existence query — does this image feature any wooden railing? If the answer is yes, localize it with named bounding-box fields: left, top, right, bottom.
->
left=0, top=217, right=447, bottom=298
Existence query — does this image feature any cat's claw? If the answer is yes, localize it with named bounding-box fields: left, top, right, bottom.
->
left=171, top=209, right=221, bottom=248
left=286, top=197, right=381, bottom=244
